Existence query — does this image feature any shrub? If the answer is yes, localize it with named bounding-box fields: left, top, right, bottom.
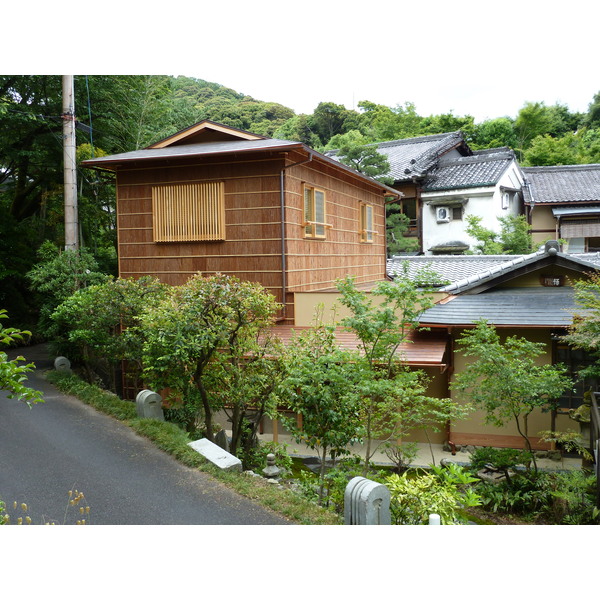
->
left=469, top=446, right=533, bottom=483
left=543, top=470, right=599, bottom=524
left=387, top=463, right=481, bottom=524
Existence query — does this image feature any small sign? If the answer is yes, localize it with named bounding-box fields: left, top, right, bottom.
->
left=541, top=275, right=564, bottom=287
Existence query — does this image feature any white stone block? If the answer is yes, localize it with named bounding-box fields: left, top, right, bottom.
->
left=188, top=438, right=242, bottom=472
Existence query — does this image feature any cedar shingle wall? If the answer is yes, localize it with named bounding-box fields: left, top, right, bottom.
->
left=115, top=151, right=387, bottom=320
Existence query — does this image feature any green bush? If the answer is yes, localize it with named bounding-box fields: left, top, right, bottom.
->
left=543, top=470, right=599, bottom=524
left=387, top=463, right=481, bottom=524
left=476, top=473, right=550, bottom=517
left=469, top=446, right=533, bottom=484
left=237, top=440, right=293, bottom=473
left=476, top=469, right=599, bottom=523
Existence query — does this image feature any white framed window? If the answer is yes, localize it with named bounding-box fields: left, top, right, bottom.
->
left=360, top=203, right=374, bottom=243
left=304, top=185, right=327, bottom=238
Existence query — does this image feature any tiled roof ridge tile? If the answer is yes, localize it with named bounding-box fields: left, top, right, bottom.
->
left=523, top=164, right=600, bottom=173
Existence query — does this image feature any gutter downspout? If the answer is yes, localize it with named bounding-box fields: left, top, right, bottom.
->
left=279, top=151, right=314, bottom=320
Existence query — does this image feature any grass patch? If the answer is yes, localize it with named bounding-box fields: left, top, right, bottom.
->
left=45, top=370, right=339, bottom=525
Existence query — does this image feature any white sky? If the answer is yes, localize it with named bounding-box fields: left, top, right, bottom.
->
left=8, top=0, right=598, bottom=123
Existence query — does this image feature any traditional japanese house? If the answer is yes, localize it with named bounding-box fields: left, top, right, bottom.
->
left=82, top=120, right=401, bottom=325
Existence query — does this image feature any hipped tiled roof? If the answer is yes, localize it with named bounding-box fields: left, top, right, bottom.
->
left=523, top=164, right=600, bottom=204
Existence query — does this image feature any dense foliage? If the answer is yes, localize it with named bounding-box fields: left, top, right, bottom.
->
left=0, top=309, right=43, bottom=406
left=2, top=74, right=599, bottom=332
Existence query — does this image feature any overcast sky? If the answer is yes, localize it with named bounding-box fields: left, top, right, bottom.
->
left=10, top=0, right=597, bottom=123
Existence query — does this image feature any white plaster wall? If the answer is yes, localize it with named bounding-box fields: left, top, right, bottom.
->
left=421, top=160, right=524, bottom=255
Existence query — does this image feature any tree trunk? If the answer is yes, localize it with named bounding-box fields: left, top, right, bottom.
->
left=198, top=381, right=214, bottom=442
left=318, top=445, right=328, bottom=504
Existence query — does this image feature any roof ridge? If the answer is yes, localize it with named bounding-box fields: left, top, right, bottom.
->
left=437, top=153, right=513, bottom=166
left=439, top=248, right=544, bottom=293
left=523, top=164, right=600, bottom=172
left=376, top=131, right=462, bottom=148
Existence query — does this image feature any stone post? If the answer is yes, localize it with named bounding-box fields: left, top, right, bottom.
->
left=344, top=476, right=391, bottom=525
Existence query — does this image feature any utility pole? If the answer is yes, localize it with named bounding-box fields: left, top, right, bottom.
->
left=62, top=75, right=79, bottom=251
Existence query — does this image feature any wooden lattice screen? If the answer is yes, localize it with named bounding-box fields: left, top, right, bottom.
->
left=152, top=182, right=225, bottom=242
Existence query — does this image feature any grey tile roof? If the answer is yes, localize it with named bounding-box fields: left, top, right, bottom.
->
left=438, top=248, right=600, bottom=294
left=522, top=164, right=600, bottom=204
left=387, top=254, right=519, bottom=287
left=387, top=249, right=600, bottom=292
left=82, top=138, right=304, bottom=166
left=81, top=136, right=402, bottom=197
left=419, top=287, right=579, bottom=327
left=422, top=148, right=517, bottom=191
left=326, top=132, right=469, bottom=182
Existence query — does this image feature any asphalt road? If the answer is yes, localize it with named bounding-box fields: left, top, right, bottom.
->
left=0, top=345, right=290, bottom=525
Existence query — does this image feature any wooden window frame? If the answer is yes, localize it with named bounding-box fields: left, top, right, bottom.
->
left=360, top=203, right=375, bottom=243
left=152, top=181, right=225, bottom=242
left=303, top=184, right=329, bottom=239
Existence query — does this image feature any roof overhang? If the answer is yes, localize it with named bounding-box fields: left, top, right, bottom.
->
left=419, top=287, right=582, bottom=328
left=267, top=325, right=449, bottom=369
left=553, top=206, right=600, bottom=217
left=81, top=137, right=402, bottom=199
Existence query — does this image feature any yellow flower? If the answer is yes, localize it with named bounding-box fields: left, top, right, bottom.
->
left=25, top=516, right=32, bottom=524
left=21, top=503, right=28, bottom=512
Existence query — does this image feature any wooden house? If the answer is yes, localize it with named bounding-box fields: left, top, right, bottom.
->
left=82, top=120, right=400, bottom=324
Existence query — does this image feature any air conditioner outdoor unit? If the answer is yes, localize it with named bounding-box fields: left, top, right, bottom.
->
left=436, top=206, right=450, bottom=223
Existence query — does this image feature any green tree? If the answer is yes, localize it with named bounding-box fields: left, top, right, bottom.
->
left=514, top=101, right=556, bottom=156
left=202, top=328, right=287, bottom=459
left=140, top=274, right=280, bottom=440
left=451, top=321, right=572, bottom=470
left=562, top=271, right=600, bottom=378
left=523, top=133, right=580, bottom=166
left=26, top=242, right=109, bottom=338
left=273, top=114, right=321, bottom=147
left=337, top=270, right=468, bottom=472
left=514, top=101, right=582, bottom=158
left=472, top=117, right=517, bottom=150
left=332, top=131, right=393, bottom=183
left=498, top=215, right=533, bottom=254
left=87, top=75, right=175, bottom=152
left=419, top=112, right=476, bottom=142
left=0, top=309, right=43, bottom=406
left=585, top=91, right=600, bottom=128
left=280, top=322, right=364, bottom=502
left=466, top=215, right=532, bottom=255
left=50, top=277, right=168, bottom=392
left=309, top=102, right=360, bottom=146
left=357, top=101, right=423, bottom=141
